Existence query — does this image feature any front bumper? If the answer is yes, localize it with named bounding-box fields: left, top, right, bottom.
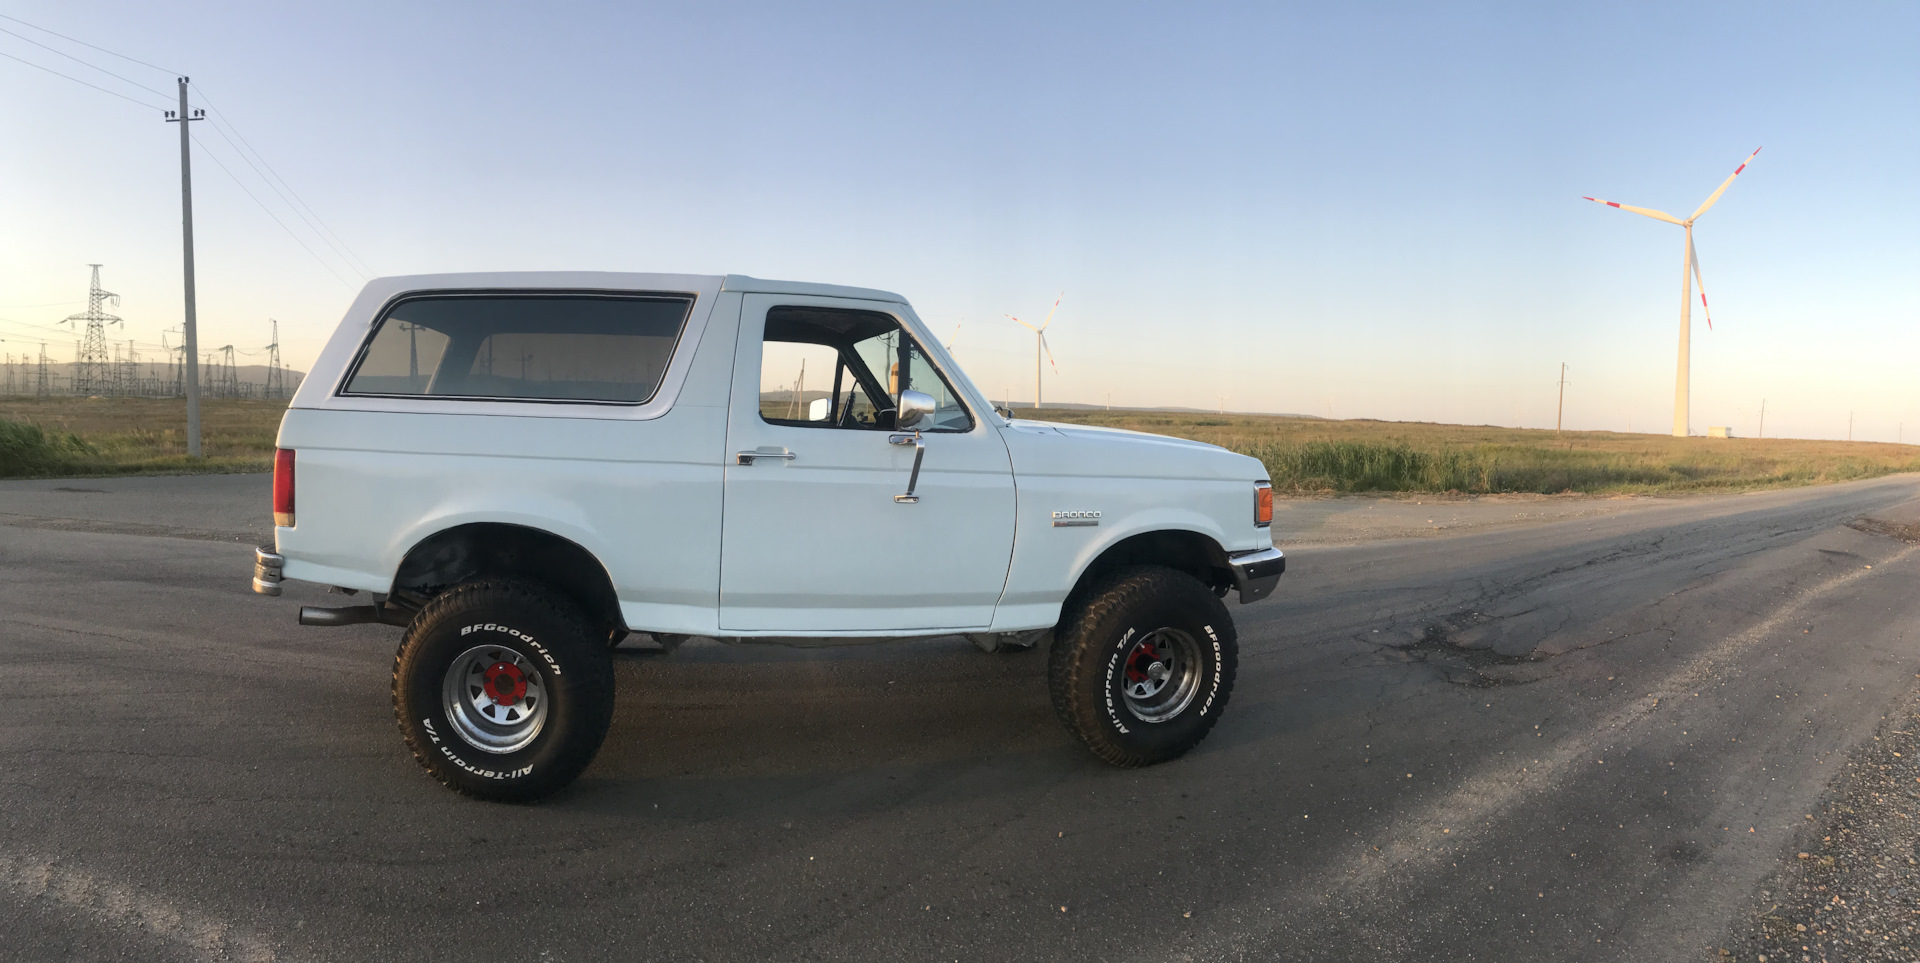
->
left=1227, top=547, right=1286, bottom=604
left=253, top=546, right=284, bottom=596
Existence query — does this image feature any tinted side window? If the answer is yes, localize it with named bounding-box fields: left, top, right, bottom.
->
left=343, top=294, right=694, bottom=403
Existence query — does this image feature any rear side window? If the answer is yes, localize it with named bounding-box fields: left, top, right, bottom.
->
left=341, top=293, right=694, bottom=403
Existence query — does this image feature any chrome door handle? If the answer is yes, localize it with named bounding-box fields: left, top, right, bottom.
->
left=888, top=432, right=925, bottom=503
left=736, top=449, right=796, bottom=466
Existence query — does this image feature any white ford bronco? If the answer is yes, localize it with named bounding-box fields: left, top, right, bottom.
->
left=253, top=273, right=1285, bottom=800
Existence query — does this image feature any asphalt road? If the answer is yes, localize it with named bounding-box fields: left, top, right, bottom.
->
left=5, top=474, right=1920, bottom=962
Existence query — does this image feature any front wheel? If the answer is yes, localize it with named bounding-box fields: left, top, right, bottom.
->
left=392, top=579, right=615, bottom=801
left=1047, top=566, right=1237, bottom=767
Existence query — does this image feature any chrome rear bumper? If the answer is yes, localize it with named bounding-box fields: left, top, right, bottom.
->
left=253, top=546, right=284, bottom=596
left=1228, top=547, right=1286, bottom=604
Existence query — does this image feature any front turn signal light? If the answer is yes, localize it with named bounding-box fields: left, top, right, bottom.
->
left=1255, top=482, right=1273, bottom=528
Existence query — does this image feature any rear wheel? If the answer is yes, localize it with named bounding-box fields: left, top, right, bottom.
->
left=392, top=579, right=615, bottom=801
left=1047, top=566, right=1237, bottom=767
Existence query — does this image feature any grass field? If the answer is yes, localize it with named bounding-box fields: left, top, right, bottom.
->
left=0, top=397, right=283, bottom=478
left=1030, top=408, right=1920, bottom=495
left=4, top=396, right=1918, bottom=495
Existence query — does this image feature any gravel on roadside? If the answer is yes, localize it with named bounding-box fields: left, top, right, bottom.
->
left=1735, top=676, right=1920, bottom=963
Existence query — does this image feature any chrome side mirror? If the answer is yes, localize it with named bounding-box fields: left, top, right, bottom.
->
left=897, top=389, right=936, bottom=429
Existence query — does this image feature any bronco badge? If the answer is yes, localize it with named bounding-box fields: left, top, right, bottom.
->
left=1052, top=510, right=1101, bottom=528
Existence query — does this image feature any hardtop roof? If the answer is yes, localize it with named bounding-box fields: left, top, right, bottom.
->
left=358, top=272, right=905, bottom=303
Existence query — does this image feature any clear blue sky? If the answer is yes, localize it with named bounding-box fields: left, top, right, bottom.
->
left=2, top=1, right=1914, bottom=440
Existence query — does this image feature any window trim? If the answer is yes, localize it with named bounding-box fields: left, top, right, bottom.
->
left=337, top=289, right=697, bottom=407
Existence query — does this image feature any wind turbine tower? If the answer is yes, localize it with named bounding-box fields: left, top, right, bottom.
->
left=1006, top=293, right=1062, bottom=409
left=1584, top=148, right=1760, bottom=437
left=61, top=264, right=123, bottom=396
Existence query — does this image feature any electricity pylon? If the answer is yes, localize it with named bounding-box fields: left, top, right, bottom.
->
left=61, top=264, right=122, bottom=396
left=264, top=319, right=285, bottom=399
left=218, top=345, right=239, bottom=398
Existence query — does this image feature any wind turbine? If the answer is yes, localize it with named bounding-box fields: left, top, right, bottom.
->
left=945, top=321, right=962, bottom=352
left=1584, top=147, right=1760, bottom=437
left=1006, top=293, right=1061, bottom=409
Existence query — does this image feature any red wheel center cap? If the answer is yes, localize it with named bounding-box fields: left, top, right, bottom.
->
left=1125, top=644, right=1162, bottom=684
left=482, top=662, right=528, bottom=706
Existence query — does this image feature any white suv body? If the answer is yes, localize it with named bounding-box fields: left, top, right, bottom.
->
left=271, top=272, right=1279, bottom=637
left=255, top=272, right=1283, bottom=800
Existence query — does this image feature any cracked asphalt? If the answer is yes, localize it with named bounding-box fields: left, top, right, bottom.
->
left=5, top=473, right=1920, bottom=962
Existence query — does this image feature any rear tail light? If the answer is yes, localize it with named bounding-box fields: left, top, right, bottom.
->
left=273, top=449, right=295, bottom=528
left=1255, top=482, right=1273, bottom=528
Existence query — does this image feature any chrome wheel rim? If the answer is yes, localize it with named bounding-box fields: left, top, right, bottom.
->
left=1120, top=628, right=1202, bottom=724
left=441, top=644, right=549, bottom=754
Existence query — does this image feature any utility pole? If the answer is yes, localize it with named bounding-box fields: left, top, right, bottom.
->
left=1758, top=399, right=1766, bottom=440
left=1555, top=363, right=1569, bottom=432
left=165, top=78, right=206, bottom=457
left=1848, top=411, right=1854, bottom=442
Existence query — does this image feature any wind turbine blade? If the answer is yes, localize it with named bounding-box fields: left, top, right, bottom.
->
left=1690, top=147, right=1761, bottom=221
left=1037, top=292, right=1062, bottom=332
left=1006, top=313, right=1037, bottom=332
left=1689, top=236, right=1713, bottom=331
left=1040, top=332, right=1058, bottom=371
left=946, top=321, right=961, bottom=351
left=1582, top=196, right=1683, bottom=225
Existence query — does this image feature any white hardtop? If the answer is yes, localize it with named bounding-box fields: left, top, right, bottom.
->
left=333, top=271, right=904, bottom=303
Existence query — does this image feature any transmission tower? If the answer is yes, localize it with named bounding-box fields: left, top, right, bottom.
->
left=61, top=265, right=124, bottom=396
left=218, top=345, right=239, bottom=398
left=123, top=339, right=140, bottom=395
left=35, top=343, right=50, bottom=399
left=264, top=319, right=285, bottom=399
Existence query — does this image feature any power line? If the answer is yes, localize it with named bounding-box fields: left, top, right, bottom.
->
left=193, top=85, right=375, bottom=277
left=0, top=48, right=168, bottom=109
left=190, top=132, right=356, bottom=289
left=198, top=105, right=367, bottom=281
left=0, top=24, right=172, bottom=98
left=0, top=12, right=180, bottom=75
left=1, top=15, right=371, bottom=288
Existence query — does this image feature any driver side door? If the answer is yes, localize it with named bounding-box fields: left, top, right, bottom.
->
left=717, top=293, right=1016, bottom=634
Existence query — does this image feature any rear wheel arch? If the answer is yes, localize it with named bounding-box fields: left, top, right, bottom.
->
left=392, top=523, right=623, bottom=632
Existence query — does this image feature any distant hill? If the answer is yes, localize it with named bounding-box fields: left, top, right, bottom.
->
left=1004, top=401, right=1326, bottom=419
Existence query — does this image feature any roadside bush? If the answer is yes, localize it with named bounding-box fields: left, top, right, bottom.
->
left=0, top=417, right=97, bottom=478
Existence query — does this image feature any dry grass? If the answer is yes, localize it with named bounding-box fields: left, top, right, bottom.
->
left=5, top=396, right=1915, bottom=494
left=0, top=397, right=284, bottom=477
left=1031, top=408, right=1920, bottom=495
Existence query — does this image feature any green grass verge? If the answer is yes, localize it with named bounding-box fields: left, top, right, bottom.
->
left=1032, top=409, right=1920, bottom=495
left=0, top=397, right=282, bottom=479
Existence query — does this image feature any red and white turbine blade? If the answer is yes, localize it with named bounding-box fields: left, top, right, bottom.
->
left=1006, top=313, right=1037, bottom=332
left=1691, top=147, right=1761, bottom=221
left=1689, top=236, right=1713, bottom=331
left=1582, top=196, right=1683, bottom=225
left=1038, top=292, right=1063, bottom=332
left=1040, top=331, right=1058, bottom=371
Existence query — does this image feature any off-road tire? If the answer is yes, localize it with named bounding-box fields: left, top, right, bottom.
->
left=392, top=579, right=615, bottom=801
left=1047, top=566, right=1237, bottom=767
